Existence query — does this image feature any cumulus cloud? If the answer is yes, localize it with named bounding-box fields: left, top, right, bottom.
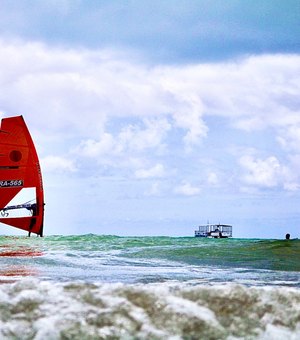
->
left=207, top=172, right=219, bottom=186
left=144, top=182, right=162, bottom=196
left=0, top=39, right=299, bottom=193
left=277, top=125, right=300, bottom=153
left=41, top=155, right=76, bottom=173
left=0, top=39, right=298, bottom=142
left=239, top=155, right=282, bottom=188
left=174, top=181, right=201, bottom=196
left=75, top=133, right=115, bottom=158
left=237, top=154, right=300, bottom=192
left=117, top=118, right=171, bottom=153
left=135, top=164, right=165, bottom=179
left=161, top=54, right=299, bottom=130
left=74, top=119, right=171, bottom=163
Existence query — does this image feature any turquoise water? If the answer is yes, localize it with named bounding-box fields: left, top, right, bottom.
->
left=0, top=235, right=299, bottom=285
left=0, top=235, right=299, bottom=339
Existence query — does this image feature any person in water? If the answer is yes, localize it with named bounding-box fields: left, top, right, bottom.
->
left=285, top=233, right=290, bottom=240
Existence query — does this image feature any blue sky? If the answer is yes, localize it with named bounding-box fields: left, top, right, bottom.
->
left=0, top=0, right=299, bottom=238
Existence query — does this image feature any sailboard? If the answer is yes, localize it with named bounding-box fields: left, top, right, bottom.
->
left=0, top=116, right=44, bottom=236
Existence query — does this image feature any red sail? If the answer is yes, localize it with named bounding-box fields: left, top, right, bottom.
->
left=0, top=116, right=44, bottom=236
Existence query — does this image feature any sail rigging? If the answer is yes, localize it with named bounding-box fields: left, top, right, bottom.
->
left=0, top=116, right=44, bottom=236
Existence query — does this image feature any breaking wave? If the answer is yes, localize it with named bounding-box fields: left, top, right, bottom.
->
left=0, top=279, right=299, bottom=339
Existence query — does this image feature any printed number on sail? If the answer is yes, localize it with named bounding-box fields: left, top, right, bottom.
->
left=0, top=180, right=23, bottom=187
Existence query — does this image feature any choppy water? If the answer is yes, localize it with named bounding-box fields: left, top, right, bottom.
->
left=0, top=235, right=299, bottom=339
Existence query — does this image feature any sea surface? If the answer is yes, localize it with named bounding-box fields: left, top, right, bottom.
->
left=0, top=234, right=299, bottom=339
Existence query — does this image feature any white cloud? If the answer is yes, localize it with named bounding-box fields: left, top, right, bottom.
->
left=207, top=172, right=219, bottom=186
left=174, top=181, right=201, bottom=196
left=239, top=155, right=288, bottom=189
left=41, top=155, right=76, bottom=173
left=0, top=40, right=298, bottom=146
left=118, top=118, right=171, bottom=152
left=135, top=164, right=165, bottom=179
left=75, top=118, right=171, bottom=172
left=277, top=125, right=300, bottom=153
left=157, top=54, right=300, bottom=134
left=173, top=108, right=208, bottom=149
left=76, top=133, right=115, bottom=158
left=144, top=182, right=162, bottom=196
left=0, top=39, right=299, bottom=195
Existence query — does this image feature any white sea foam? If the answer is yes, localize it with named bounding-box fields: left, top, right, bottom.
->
left=0, top=280, right=299, bottom=339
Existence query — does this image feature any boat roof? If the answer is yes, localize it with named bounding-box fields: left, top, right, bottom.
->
left=199, top=224, right=232, bottom=227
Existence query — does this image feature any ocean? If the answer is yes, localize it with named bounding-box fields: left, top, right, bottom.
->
left=0, top=234, right=299, bottom=339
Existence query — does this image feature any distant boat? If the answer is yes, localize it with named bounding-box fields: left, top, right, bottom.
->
left=195, top=223, right=232, bottom=238
left=0, top=116, right=44, bottom=236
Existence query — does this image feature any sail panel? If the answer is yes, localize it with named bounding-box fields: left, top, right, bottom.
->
left=0, top=116, right=44, bottom=235
left=0, top=217, right=40, bottom=234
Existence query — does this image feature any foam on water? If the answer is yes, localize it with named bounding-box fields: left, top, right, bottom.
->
left=0, top=280, right=299, bottom=339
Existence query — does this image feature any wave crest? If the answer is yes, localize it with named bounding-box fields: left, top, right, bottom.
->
left=0, top=280, right=299, bottom=339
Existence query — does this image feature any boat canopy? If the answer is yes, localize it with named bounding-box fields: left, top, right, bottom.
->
left=195, top=224, right=232, bottom=238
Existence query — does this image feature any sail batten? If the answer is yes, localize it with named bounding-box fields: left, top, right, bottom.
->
left=0, top=116, right=44, bottom=236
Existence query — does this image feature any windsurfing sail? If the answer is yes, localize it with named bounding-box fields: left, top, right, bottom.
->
left=0, top=116, right=44, bottom=236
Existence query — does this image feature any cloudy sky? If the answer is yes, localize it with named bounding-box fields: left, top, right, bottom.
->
left=0, top=0, right=299, bottom=238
